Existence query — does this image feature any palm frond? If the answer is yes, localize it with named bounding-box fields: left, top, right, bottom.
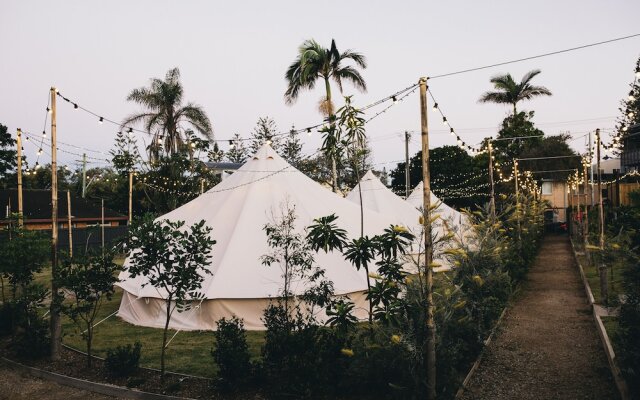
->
left=334, top=66, right=367, bottom=93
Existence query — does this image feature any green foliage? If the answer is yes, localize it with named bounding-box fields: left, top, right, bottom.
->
left=124, top=216, right=216, bottom=376
left=225, top=133, right=249, bottom=163
left=58, top=251, right=120, bottom=366
left=105, top=342, right=142, bottom=378
left=493, top=111, right=544, bottom=162
left=110, top=131, right=141, bottom=174
left=249, top=116, right=280, bottom=155
left=212, top=317, right=252, bottom=389
left=389, top=147, right=487, bottom=209
left=281, top=127, right=303, bottom=167
left=0, top=123, right=17, bottom=187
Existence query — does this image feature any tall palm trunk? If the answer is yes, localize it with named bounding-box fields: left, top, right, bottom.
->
left=325, top=77, right=338, bottom=193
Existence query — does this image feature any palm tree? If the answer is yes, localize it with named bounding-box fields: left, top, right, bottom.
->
left=123, top=68, right=212, bottom=158
left=284, top=39, right=367, bottom=192
left=479, top=69, right=552, bottom=114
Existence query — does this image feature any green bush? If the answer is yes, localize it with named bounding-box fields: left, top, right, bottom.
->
left=105, top=341, right=142, bottom=378
left=12, top=309, right=50, bottom=359
left=616, top=260, right=640, bottom=397
left=0, top=302, right=16, bottom=336
left=212, top=316, right=252, bottom=388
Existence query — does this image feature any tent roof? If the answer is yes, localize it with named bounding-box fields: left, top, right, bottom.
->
left=406, top=181, right=461, bottom=221
left=118, top=145, right=398, bottom=300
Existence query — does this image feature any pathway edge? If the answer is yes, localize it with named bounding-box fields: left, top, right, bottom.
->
left=569, top=239, right=630, bottom=400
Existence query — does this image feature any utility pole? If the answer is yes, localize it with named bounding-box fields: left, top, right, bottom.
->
left=200, top=178, right=205, bottom=195
left=16, top=129, right=23, bottom=227
left=82, top=153, right=87, bottom=198
left=405, top=130, right=410, bottom=199
left=49, top=87, right=61, bottom=360
left=488, top=141, right=496, bottom=220
left=67, top=190, right=73, bottom=258
left=128, top=170, right=133, bottom=224
left=419, top=77, right=436, bottom=400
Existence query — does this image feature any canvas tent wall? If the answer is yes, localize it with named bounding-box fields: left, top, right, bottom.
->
left=346, top=171, right=466, bottom=271
left=117, top=145, right=399, bottom=330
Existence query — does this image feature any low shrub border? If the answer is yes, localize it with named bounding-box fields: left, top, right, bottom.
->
left=0, top=356, right=195, bottom=400
left=569, top=239, right=630, bottom=400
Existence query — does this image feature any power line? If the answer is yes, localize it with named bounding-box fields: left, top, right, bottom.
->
left=428, top=33, right=640, bottom=80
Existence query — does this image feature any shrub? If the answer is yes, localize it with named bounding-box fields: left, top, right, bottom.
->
left=13, top=309, right=50, bottom=359
left=0, top=302, right=16, bottom=336
left=212, top=316, right=251, bottom=388
left=105, top=341, right=142, bottom=378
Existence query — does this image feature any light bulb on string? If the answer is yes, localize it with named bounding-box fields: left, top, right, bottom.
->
left=73, top=103, right=79, bottom=110
left=99, top=117, right=104, bottom=124
left=432, top=103, right=438, bottom=111
left=46, top=107, right=51, bottom=114
left=449, top=128, right=455, bottom=136
left=392, top=96, right=397, bottom=104
left=42, top=131, right=46, bottom=138
left=307, top=128, right=312, bottom=137
left=443, top=117, right=448, bottom=126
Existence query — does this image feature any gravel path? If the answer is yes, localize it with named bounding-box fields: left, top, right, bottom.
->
left=459, top=235, right=619, bottom=400
left=0, top=363, right=119, bottom=400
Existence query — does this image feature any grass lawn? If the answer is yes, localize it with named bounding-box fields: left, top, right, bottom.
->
left=62, top=288, right=265, bottom=378
left=29, top=261, right=265, bottom=378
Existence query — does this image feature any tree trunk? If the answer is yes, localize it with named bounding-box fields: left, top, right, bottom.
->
left=161, top=297, right=172, bottom=381
left=87, top=323, right=93, bottom=367
left=364, top=264, right=372, bottom=324
left=324, top=78, right=338, bottom=193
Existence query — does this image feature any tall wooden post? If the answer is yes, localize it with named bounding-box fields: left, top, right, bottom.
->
left=419, top=77, right=436, bottom=400
left=596, top=129, right=608, bottom=305
left=514, top=159, right=521, bottom=243
left=596, top=129, right=604, bottom=249
left=488, top=141, right=496, bottom=220
left=101, top=198, right=105, bottom=256
left=67, top=190, right=73, bottom=258
left=16, top=129, right=23, bottom=227
left=200, top=178, right=205, bottom=195
left=81, top=153, right=87, bottom=198
left=405, top=130, right=410, bottom=199
left=583, top=163, right=589, bottom=247
left=128, top=171, right=133, bottom=224
left=49, top=87, right=61, bottom=360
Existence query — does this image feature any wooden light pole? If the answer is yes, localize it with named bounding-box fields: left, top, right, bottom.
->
left=49, top=87, right=61, bottom=359
left=419, top=77, right=436, bottom=400
left=514, top=159, right=521, bottom=244
left=67, top=190, right=73, bottom=258
left=128, top=171, right=133, bottom=224
left=488, top=141, right=496, bottom=221
left=16, top=128, right=23, bottom=227
left=405, top=130, right=411, bottom=199
left=596, top=128, right=608, bottom=305
left=583, top=162, right=589, bottom=247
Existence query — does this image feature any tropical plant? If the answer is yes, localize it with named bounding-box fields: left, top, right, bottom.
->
left=479, top=69, right=552, bottom=115
left=284, top=39, right=367, bottom=192
left=124, top=216, right=216, bottom=379
left=123, top=68, right=212, bottom=158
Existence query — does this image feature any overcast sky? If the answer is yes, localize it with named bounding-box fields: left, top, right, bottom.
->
left=1, top=1, right=639, bottom=171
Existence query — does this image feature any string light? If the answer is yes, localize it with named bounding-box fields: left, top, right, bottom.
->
left=99, top=117, right=104, bottom=124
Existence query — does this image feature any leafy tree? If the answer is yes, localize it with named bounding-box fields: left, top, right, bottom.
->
left=226, top=133, right=249, bottom=163
left=284, top=39, right=367, bottom=192
left=124, top=216, right=216, bottom=378
left=493, top=111, right=545, bottom=162
left=123, top=68, right=213, bottom=158
left=517, top=134, right=581, bottom=181
left=249, top=117, right=281, bottom=155
left=618, top=57, right=640, bottom=153
left=0, top=123, right=17, bottom=187
left=479, top=69, right=552, bottom=115
left=58, top=251, right=120, bottom=366
left=208, top=141, right=225, bottom=163
left=281, top=127, right=303, bottom=167
left=21, top=164, right=73, bottom=191
left=262, top=204, right=333, bottom=321
left=390, top=146, right=486, bottom=209
left=110, top=130, right=141, bottom=175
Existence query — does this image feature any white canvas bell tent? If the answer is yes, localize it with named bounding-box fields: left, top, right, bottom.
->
left=346, top=171, right=462, bottom=271
left=406, top=181, right=475, bottom=246
left=117, top=145, right=400, bottom=331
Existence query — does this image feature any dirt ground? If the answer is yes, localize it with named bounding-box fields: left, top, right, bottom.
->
left=0, top=363, right=120, bottom=400
left=459, top=235, right=619, bottom=400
